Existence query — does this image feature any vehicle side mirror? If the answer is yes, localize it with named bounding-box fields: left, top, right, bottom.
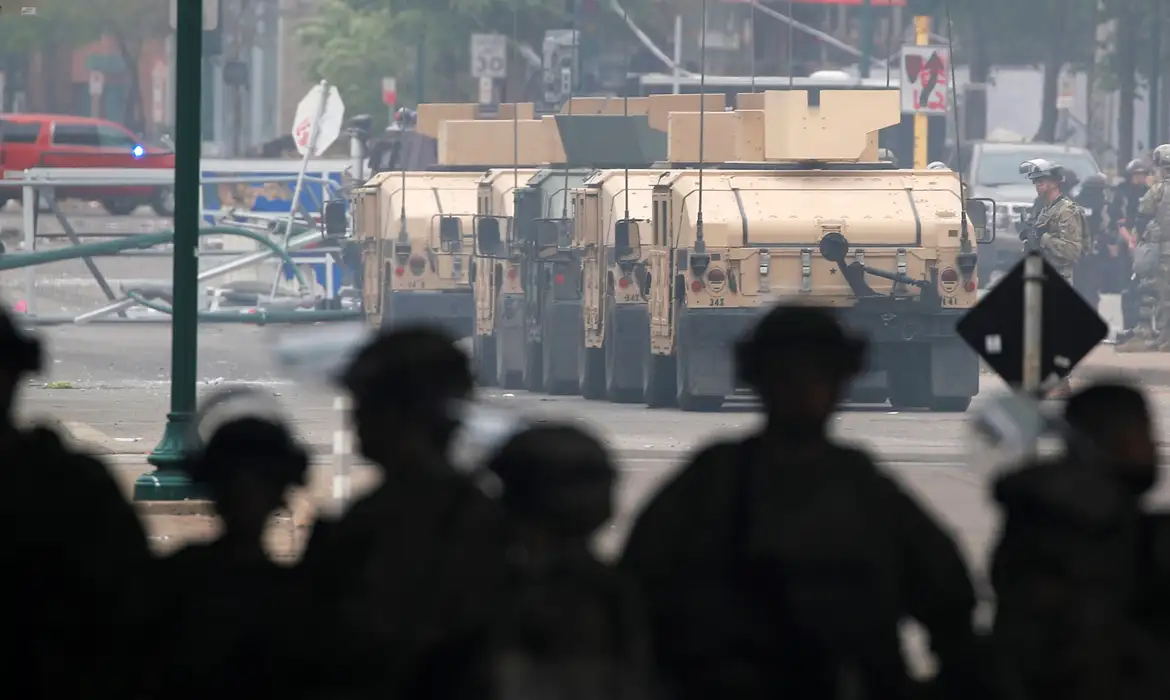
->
left=536, top=219, right=571, bottom=260
left=474, top=215, right=508, bottom=258
left=614, top=219, right=642, bottom=261
left=966, top=197, right=996, bottom=243
left=323, top=199, right=347, bottom=236
left=439, top=216, right=461, bottom=252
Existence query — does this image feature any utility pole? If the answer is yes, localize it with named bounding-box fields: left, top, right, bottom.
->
left=913, top=15, right=929, bottom=168
left=859, top=0, right=873, bottom=78
left=137, top=0, right=203, bottom=500
left=1151, top=0, right=1162, bottom=148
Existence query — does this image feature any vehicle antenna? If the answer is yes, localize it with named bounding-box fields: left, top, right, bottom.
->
left=695, top=0, right=708, bottom=254
left=787, top=0, right=794, bottom=90
left=562, top=0, right=579, bottom=219
left=620, top=6, right=632, bottom=221
left=749, top=0, right=756, bottom=93
left=944, top=0, right=970, bottom=249
left=884, top=9, right=892, bottom=89
left=398, top=108, right=407, bottom=243
left=512, top=8, right=519, bottom=198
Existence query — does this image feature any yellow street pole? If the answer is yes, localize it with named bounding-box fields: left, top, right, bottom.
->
left=913, top=15, right=930, bottom=168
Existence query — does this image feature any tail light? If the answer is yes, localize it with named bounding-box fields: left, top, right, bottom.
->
left=690, top=279, right=703, bottom=292
left=506, top=267, right=518, bottom=280
left=939, top=266, right=959, bottom=293
left=394, top=266, right=405, bottom=277
left=617, top=277, right=631, bottom=289
left=554, top=274, right=565, bottom=284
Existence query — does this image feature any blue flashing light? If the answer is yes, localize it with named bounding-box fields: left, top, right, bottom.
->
left=131, top=144, right=145, bottom=159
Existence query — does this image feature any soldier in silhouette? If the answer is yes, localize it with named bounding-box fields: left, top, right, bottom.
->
left=299, top=325, right=510, bottom=698
left=149, top=416, right=310, bottom=699
left=0, top=304, right=152, bottom=698
left=460, top=424, right=654, bottom=700
left=621, top=304, right=987, bottom=700
left=991, top=381, right=1164, bottom=699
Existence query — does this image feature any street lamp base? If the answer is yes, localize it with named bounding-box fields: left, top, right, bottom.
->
left=136, top=412, right=203, bottom=501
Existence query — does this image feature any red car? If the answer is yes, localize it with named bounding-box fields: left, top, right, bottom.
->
left=0, top=113, right=175, bottom=215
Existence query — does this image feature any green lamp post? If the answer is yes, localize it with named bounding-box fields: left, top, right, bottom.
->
left=135, top=0, right=204, bottom=501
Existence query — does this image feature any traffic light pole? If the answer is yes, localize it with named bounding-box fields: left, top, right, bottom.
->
left=913, top=15, right=930, bottom=168
left=1022, top=251, right=1044, bottom=396
left=136, top=0, right=203, bottom=500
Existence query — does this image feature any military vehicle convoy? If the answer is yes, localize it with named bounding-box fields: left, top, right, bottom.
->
left=353, top=91, right=993, bottom=412
left=638, top=89, right=993, bottom=411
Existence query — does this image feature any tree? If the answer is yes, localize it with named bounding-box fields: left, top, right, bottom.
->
left=298, top=0, right=407, bottom=128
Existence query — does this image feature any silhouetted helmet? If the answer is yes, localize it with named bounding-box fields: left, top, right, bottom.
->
left=183, top=417, right=310, bottom=489
left=0, top=305, right=42, bottom=374
left=1152, top=144, right=1170, bottom=169
left=927, top=161, right=949, bottom=170
left=736, top=304, right=866, bottom=389
left=1126, top=159, right=1150, bottom=175
left=877, top=148, right=897, bottom=165
left=1020, top=158, right=1063, bottom=182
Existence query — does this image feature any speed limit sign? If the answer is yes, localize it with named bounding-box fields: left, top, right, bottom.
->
left=471, top=33, right=507, bottom=79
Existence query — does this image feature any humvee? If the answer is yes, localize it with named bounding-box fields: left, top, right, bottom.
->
left=352, top=102, right=537, bottom=336
left=643, top=89, right=995, bottom=412
left=575, top=169, right=661, bottom=402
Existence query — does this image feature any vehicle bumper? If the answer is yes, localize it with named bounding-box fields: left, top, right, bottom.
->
left=386, top=290, right=474, bottom=338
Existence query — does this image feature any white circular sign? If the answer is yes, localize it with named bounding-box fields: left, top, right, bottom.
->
left=291, top=84, right=345, bottom=156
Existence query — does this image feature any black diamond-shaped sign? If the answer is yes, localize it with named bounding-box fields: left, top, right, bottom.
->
left=956, top=254, right=1108, bottom=388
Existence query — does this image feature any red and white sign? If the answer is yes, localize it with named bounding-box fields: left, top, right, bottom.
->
left=291, top=83, right=345, bottom=156
left=900, top=45, right=950, bottom=115
left=381, top=77, right=397, bottom=106
left=88, top=70, right=104, bottom=98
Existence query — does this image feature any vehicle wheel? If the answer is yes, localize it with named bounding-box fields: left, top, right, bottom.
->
left=579, top=346, right=605, bottom=400
left=676, top=343, right=724, bottom=412
left=542, top=334, right=575, bottom=395
left=848, top=389, right=888, bottom=404
left=929, top=395, right=972, bottom=412
left=604, top=296, right=642, bottom=403
left=151, top=187, right=175, bottom=217
left=495, top=342, right=522, bottom=389
left=473, top=335, right=497, bottom=388
left=643, top=351, right=675, bottom=408
left=101, top=198, right=138, bottom=216
left=888, top=367, right=930, bottom=410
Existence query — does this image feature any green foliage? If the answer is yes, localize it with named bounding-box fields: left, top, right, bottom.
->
left=0, top=0, right=100, bottom=52
left=299, top=0, right=410, bottom=129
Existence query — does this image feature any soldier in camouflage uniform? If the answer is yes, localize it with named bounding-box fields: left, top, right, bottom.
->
left=1020, top=159, right=1084, bottom=283
left=1117, top=145, right=1170, bottom=352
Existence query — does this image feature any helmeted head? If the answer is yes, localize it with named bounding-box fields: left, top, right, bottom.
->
left=1082, top=172, right=1107, bottom=189
left=736, top=304, right=866, bottom=441
left=487, top=424, right=616, bottom=538
left=1064, top=382, right=1156, bottom=496
left=340, top=325, right=474, bottom=466
left=0, top=305, right=42, bottom=420
left=1152, top=144, right=1170, bottom=175
left=927, top=161, right=949, bottom=171
left=182, top=416, right=310, bottom=532
left=1126, top=158, right=1150, bottom=184
left=1020, top=158, right=1064, bottom=200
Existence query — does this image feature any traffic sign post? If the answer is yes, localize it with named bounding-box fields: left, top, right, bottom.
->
left=471, top=33, right=507, bottom=79
left=88, top=71, right=103, bottom=118
left=957, top=252, right=1108, bottom=395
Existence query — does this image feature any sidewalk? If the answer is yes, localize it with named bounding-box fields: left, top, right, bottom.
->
left=1076, top=344, right=1170, bottom=387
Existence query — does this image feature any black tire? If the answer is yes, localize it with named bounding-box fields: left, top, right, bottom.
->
left=676, top=345, right=724, bottom=412
left=643, top=350, right=675, bottom=408
left=929, top=396, right=972, bottom=412
left=473, top=335, right=497, bottom=388
left=101, top=198, right=139, bottom=216
left=604, top=296, right=643, bottom=403
left=494, top=296, right=522, bottom=389
left=889, top=360, right=971, bottom=413
left=524, top=341, right=544, bottom=392
left=151, top=187, right=175, bottom=217
left=542, top=333, right=576, bottom=395
left=580, top=346, right=606, bottom=399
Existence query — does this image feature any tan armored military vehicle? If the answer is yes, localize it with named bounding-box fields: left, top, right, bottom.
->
left=452, top=110, right=669, bottom=389
left=641, top=90, right=995, bottom=412
left=575, top=169, right=660, bottom=402
left=351, top=102, right=535, bottom=337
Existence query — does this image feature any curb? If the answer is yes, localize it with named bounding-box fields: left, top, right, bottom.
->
left=1076, top=360, right=1170, bottom=389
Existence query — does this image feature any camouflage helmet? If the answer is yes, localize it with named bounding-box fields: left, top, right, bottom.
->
left=927, top=161, right=949, bottom=170
left=1126, top=158, right=1150, bottom=175
left=1152, top=144, right=1170, bottom=169
left=1020, top=158, right=1063, bottom=182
